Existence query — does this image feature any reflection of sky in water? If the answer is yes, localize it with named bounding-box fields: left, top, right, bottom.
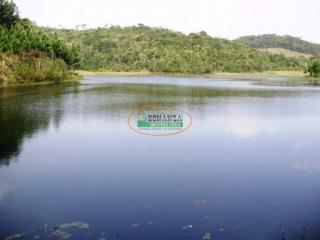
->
left=0, top=76, right=320, bottom=239
left=82, top=75, right=320, bottom=91
left=0, top=182, right=9, bottom=201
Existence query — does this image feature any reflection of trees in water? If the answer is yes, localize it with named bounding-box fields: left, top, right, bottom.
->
left=85, top=83, right=298, bottom=105
left=0, top=84, right=73, bottom=165
left=0, top=105, right=47, bottom=162
left=0, top=81, right=300, bottom=165
left=79, top=83, right=299, bottom=120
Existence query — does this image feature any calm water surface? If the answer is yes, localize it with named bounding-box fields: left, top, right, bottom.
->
left=0, top=76, right=320, bottom=239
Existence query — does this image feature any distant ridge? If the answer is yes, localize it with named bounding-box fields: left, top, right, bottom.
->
left=257, top=48, right=313, bottom=59
left=43, top=25, right=306, bottom=73
left=236, top=34, right=320, bottom=56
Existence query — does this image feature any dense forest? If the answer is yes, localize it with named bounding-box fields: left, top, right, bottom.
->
left=1, top=0, right=319, bottom=86
left=236, top=34, right=320, bottom=56
left=44, top=25, right=306, bottom=74
left=0, top=0, right=80, bottom=85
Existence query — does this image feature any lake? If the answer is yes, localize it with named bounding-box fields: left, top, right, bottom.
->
left=0, top=76, right=320, bottom=240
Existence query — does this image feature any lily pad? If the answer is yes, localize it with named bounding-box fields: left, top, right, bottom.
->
left=59, top=221, right=89, bottom=229
left=5, top=231, right=32, bottom=240
left=49, top=229, right=72, bottom=239
left=202, top=232, right=212, bottom=240
left=181, top=224, right=193, bottom=230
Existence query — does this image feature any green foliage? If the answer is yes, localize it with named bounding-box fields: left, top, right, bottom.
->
left=46, top=59, right=69, bottom=83
left=236, top=34, right=320, bottom=56
left=0, top=0, right=80, bottom=85
left=0, top=19, right=80, bottom=67
left=12, top=56, right=69, bottom=83
left=45, top=25, right=306, bottom=73
left=307, top=58, right=320, bottom=77
left=0, top=53, right=15, bottom=84
left=0, top=0, right=19, bottom=29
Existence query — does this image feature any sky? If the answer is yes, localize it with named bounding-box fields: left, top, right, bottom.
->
left=15, top=0, right=320, bottom=43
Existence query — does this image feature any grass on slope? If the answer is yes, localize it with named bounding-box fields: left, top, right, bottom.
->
left=258, top=48, right=313, bottom=59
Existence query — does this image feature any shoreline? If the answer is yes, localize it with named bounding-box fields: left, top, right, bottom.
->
left=78, top=70, right=306, bottom=78
left=1, top=71, right=319, bottom=88
left=79, top=70, right=320, bottom=84
left=0, top=76, right=82, bottom=89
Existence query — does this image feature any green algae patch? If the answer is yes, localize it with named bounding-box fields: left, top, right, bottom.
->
left=59, top=221, right=90, bottom=229
left=49, top=229, right=72, bottom=239
left=5, top=231, right=33, bottom=240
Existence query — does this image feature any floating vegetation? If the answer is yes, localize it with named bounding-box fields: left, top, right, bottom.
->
left=5, top=231, right=33, bottom=240
left=4, top=221, right=90, bottom=240
left=131, top=223, right=140, bottom=228
left=36, top=223, right=48, bottom=233
left=4, top=220, right=317, bottom=240
left=58, top=221, right=90, bottom=229
left=48, top=221, right=90, bottom=239
left=202, top=232, right=212, bottom=240
left=181, top=224, right=193, bottom=230
left=49, top=229, right=72, bottom=239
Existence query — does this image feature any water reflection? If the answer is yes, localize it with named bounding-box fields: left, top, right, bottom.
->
left=0, top=182, right=9, bottom=201
left=0, top=77, right=319, bottom=163
left=292, top=160, right=320, bottom=173
left=0, top=76, right=320, bottom=240
left=0, top=79, right=308, bottom=164
left=0, top=84, right=74, bottom=164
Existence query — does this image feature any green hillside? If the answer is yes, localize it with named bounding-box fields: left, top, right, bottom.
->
left=236, top=34, right=320, bottom=56
left=0, top=0, right=80, bottom=85
left=44, top=25, right=306, bottom=74
left=257, top=48, right=313, bottom=59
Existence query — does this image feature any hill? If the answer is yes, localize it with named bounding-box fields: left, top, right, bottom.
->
left=0, top=0, right=80, bottom=86
left=258, top=48, right=313, bottom=59
left=236, top=34, right=320, bottom=56
left=43, top=25, right=306, bottom=74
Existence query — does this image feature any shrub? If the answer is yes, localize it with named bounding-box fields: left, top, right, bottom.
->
left=12, top=56, right=69, bottom=83
left=45, top=59, right=69, bottom=83
left=307, top=59, right=320, bottom=77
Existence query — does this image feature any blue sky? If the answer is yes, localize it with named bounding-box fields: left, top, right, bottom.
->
left=15, top=0, right=320, bottom=43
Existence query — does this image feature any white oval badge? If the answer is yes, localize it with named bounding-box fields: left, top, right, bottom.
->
left=128, top=106, right=192, bottom=136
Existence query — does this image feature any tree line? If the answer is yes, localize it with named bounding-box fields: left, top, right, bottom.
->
left=1, top=0, right=319, bottom=85
left=0, top=0, right=80, bottom=85
left=45, top=25, right=306, bottom=74
left=236, top=34, right=320, bottom=56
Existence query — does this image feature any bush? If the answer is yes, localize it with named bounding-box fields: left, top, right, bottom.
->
left=12, top=56, right=69, bottom=83
left=0, top=53, right=15, bottom=85
left=307, top=59, right=320, bottom=77
left=46, top=59, right=69, bottom=83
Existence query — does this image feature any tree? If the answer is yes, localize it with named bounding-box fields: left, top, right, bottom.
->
left=0, top=0, right=19, bottom=29
left=307, top=59, right=320, bottom=77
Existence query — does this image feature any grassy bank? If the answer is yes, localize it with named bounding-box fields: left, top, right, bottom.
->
left=208, top=70, right=306, bottom=78
left=0, top=52, right=83, bottom=88
left=77, top=70, right=320, bottom=85
left=209, top=71, right=320, bottom=85
left=78, top=70, right=305, bottom=77
left=0, top=74, right=82, bottom=89
left=4, top=70, right=317, bottom=89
